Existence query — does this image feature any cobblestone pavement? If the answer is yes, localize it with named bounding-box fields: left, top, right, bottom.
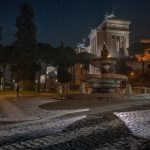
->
left=0, top=106, right=3, bottom=118
left=0, top=103, right=150, bottom=150
left=0, top=105, right=7, bottom=119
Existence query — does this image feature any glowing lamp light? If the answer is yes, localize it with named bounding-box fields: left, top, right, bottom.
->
left=130, top=72, right=134, bottom=76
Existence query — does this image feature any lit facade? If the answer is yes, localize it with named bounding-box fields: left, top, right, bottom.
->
left=88, top=15, right=131, bottom=74
left=74, top=15, right=131, bottom=86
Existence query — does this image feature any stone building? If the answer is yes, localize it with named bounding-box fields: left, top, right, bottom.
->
left=38, top=65, right=58, bottom=91
left=73, top=14, right=131, bottom=87
left=88, top=14, right=131, bottom=74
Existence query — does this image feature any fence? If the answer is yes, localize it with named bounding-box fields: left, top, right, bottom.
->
left=132, top=87, right=150, bottom=94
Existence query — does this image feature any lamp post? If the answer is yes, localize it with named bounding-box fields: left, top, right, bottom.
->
left=140, top=54, right=145, bottom=86
left=129, top=71, right=135, bottom=85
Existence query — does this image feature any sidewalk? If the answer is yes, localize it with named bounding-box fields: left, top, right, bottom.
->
left=0, top=98, right=37, bottom=122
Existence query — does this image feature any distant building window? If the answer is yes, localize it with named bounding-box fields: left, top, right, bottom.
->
left=112, top=35, right=115, bottom=39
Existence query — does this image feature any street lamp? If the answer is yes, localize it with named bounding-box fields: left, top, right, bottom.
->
left=128, top=71, right=135, bottom=85
left=130, top=71, right=135, bottom=78
left=139, top=54, right=145, bottom=86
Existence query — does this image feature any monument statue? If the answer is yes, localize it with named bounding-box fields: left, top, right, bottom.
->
left=101, top=43, right=109, bottom=59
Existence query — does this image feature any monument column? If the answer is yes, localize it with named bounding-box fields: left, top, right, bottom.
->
left=95, top=34, right=97, bottom=55
left=94, top=37, right=96, bottom=54
left=126, top=35, right=129, bottom=48
left=121, top=35, right=124, bottom=48
left=125, top=35, right=129, bottom=56
left=116, top=35, right=120, bottom=54
left=93, top=38, right=95, bottom=54
left=123, top=35, right=127, bottom=55
left=119, top=36, right=121, bottom=49
left=107, top=33, right=112, bottom=54
left=111, top=34, right=116, bottom=57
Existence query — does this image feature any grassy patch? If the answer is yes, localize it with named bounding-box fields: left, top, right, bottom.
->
left=0, top=90, right=58, bottom=97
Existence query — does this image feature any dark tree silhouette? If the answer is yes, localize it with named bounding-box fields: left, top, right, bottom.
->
left=0, top=27, right=4, bottom=89
left=77, top=52, right=96, bottom=79
left=38, top=42, right=55, bottom=91
left=0, top=27, right=3, bottom=64
left=128, top=42, right=150, bottom=56
left=57, top=67, right=71, bottom=84
left=0, top=27, right=2, bottom=42
left=13, top=3, right=39, bottom=89
left=55, top=42, right=77, bottom=91
left=54, top=42, right=77, bottom=68
left=38, top=43, right=55, bottom=65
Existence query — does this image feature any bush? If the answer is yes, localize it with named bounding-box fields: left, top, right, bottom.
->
left=20, top=80, right=35, bottom=90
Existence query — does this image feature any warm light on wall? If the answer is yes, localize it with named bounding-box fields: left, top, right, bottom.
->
left=140, top=39, right=150, bottom=44
left=136, top=54, right=150, bottom=62
left=130, top=72, right=134, bottom=76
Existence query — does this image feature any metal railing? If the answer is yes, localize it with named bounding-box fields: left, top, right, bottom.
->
left=132, top=87, right=150, bottom=94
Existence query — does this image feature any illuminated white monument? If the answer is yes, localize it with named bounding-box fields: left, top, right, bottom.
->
left=88, top=14, right=131, bottom=74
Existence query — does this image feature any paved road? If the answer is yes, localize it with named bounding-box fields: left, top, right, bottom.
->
left=0, top=105, right=150, bottom=150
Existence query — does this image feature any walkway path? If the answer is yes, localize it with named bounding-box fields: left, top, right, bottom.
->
left=0, top=106, right=149, bottom=150
left=0, top=95, right=150, bottom=149
left=0, top=97, right=37, bottom=122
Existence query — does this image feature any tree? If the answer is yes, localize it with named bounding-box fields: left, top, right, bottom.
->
left=77, top=52, right=95, bottom=71
left=54, top=42, right=77, bottom=68
left=13, top=3, right=39, bottom=89
left=115, top=60, right=133, bottom=75
left=76, top=52, right=96, bottom=82
left=57, top=67, right=71, bottom=83
left=0, top=27, right=3, bottom=65
left=55, top=42, right=77, bottom=92
left=38, top=42, right=55, bottom=91
left=38, top=43, right=55, bottom=65
left=128, top=42, right=150, bottom=56
left=0, top=26, right=5, bottom=90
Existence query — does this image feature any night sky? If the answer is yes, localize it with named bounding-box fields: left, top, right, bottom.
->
left=0, top=0, right=150, bottom=47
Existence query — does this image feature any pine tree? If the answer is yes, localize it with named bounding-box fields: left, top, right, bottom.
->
left=0, top=27, right=4, bottom=68
left=14, top=3, right=39, bottom=89
left=0, top=26, right=5, bottom=90
left=0, top=26, right=2, bottom=42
